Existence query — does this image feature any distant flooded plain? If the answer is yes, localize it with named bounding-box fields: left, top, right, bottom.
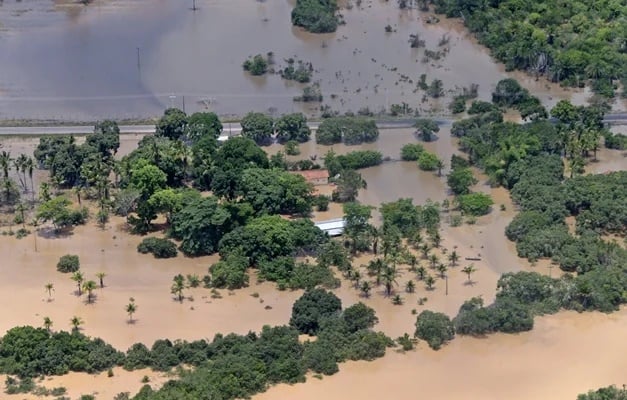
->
left=0, top=0, right=613, bottom=121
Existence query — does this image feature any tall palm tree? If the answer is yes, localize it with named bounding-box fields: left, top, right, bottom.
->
left=45, top=283, right=54, bottom=299
left=382, top=266, right=398, bottom=297
left=429, top=230, right=442, bottom=248
left=0, top=151, right=12, bottom=179
left=429, top=253, right=439, bottom=269
left=96, top=272, right=106, bottom=288
left=462, top=264, right=477, bottom=284
left=436, top=263, right=448, bottom=279
left=171, top=274, right=186, bottom=302
left=16, top=202, right=26, bottom=229
left=351, top=271, right=362, bottom=289
left=409, top=231, right=423, bottom=249
left=71, top=271, right=84, bottom=296
left=39, top=182, right=51, bottom=202
left=13, top=154, right=28, bottom=191
left=436, top=159, right=445, bottom=177
left=24, top=156, right=34, bottom=202
left=424, top=275, right=436, bottom=290
left=126, top=299, right=137, bottom=323
left=369, top=225, right=380, bottom=255
left=367, top=258, right=386, bottom=286
left=73, top=186, right=82, bottom=206
left=448, top=250, right=459, bottom=267
left=420, top=243, right=430, bottom=259
left=43, top=316, right=53, bottom=332
left=416, top=266, right=427, bottom=281
left=360, top=281, right=372, bottom=298
left=83, top=280, right=97, bottom=303
left=70, top=316, right=83, bottom=333
left=2, top=178, right=17, bottom=204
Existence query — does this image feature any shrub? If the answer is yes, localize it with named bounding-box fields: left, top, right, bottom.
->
left=137, top=237, right=178, bottom=259
left=400, top=143, right=425, bottom=161
left=313, top=195, right=330, bottom=211
left=457, top=193, right=493, bottom=216
left=57, top=255, right=80, bottom=273
left=242, top=54, right=268, bottom=76
left=449, top=96, right=466, bottom=114
left=210, top=253, right=250, bottom=289
left=418, top=152, right=440, bottom=171
left=414, top=310, right=454, bottom=350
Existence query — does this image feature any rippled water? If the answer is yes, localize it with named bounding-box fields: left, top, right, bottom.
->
left=0, top=0, right=604, bottom=120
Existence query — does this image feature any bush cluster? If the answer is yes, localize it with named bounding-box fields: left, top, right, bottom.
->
left=56, top=255, right=80, bottom=273
left=137, top=237, right=178, bottom=259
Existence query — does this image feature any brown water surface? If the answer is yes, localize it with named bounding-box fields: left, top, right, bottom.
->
left=3, top=0, right=622, bottom=120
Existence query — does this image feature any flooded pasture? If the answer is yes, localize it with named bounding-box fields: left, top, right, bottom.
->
left=1, top=0, right=619, bottom=121
left=1, top=127, right=625, bottom=397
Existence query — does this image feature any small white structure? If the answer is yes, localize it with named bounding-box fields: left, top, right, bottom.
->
left=315, top=218, right=346, bottom=237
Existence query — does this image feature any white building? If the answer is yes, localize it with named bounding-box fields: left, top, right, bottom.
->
left=314, top=218, right=346, bottom=237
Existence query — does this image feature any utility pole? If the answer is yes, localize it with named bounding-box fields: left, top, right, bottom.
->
left=136, top=47, right=141, bottom=77
left=445, top=274, right=448, bottom=296
left=192, top=0, right=197, bottom=11
left=182, top=96, right=186, bottom=113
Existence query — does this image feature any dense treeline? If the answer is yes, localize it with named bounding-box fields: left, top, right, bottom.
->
left=433, top=81, right=627, bottom=349
left=0, top=326, right=123, bottom=377
left=577, top=386, right=627, bottom=400
left=316, top=117, right=379, bottom=145
left=430, top=0, right=627, bottom=97
left=324, top=149, right=383, bottom=176
left=0, top=292, right=390, bottom=399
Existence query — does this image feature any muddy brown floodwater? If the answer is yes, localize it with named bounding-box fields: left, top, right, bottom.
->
left=0, top=128, right=625, bottom=398
left=255, top=309, right=627, bottom=400
left=2, top=0, right=624, bottom=120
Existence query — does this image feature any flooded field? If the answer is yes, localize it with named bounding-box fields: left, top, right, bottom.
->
left=1, top=126, right=625, bottom=398
left=2, top=0, right=622, bottom=121
left=255, top=309, right=627, bottom=400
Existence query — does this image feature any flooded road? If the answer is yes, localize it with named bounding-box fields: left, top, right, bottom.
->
left=2, top=0, right=620, bottom=120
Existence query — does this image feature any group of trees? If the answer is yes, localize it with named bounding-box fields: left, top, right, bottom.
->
left=432, top=0, right=627, bottom=97
left=323, top=149, right=383, bottom=176
left=291, top=0, right=339, bottom=33
left=327, top=197, right=470, bottom=305
left=242, top=54, right=269, bottom=76
left=0, top=151, right=34, bottom=207
left=239, top=112, right=312, bottom=145
left=280, top=59, right=314, bottom=83
left=437, top=84, right=627, bottom=347
left=316, top=117, right=379, bottom=145
left=0, top=291, right=391, bottom=400
left=577, top=386, right=627, bottom=400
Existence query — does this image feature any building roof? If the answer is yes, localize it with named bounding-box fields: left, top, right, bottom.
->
left=292, top=169, right=330, bottom=181
left=314, top=218, right=345, bottom=237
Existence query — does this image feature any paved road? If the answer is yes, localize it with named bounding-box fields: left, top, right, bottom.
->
left=0, top=114, right=625, bottom=137
left=0, top=120, right=423, bottom=137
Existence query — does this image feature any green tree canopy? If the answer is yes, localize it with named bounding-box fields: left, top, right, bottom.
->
left=156, top=108, right=188, bottom=140
left=185, top=112, right=223, bottom=142
left=169, top=196, right=236, bottom=256
left=241, top=112, right=274, bottom=145
left=290, top=289, right=342, bottom=335
left=275, top=113, right=311, bottom=143
left=414, top=310, right=455, bottom=350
